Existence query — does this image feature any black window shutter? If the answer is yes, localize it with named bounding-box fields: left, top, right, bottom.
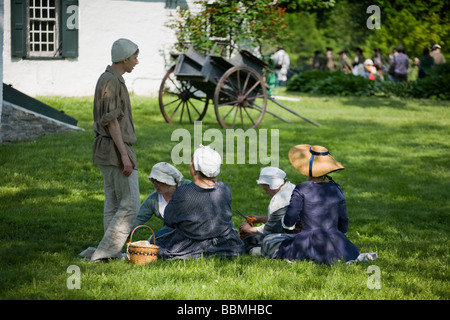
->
left=61, top=0, right=79, bottom=58
left=10, top=0, right=27, bottom=58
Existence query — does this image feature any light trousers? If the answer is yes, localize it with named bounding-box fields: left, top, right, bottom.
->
left=91, top=165, right=140, bottom=261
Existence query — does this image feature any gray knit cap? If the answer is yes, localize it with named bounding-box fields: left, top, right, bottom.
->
left=111, top=38, right=138, bottom=63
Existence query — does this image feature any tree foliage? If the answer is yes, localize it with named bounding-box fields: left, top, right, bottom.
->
left=167, top=0, right=449, bottom=69
left=167, top=0, right=289, bottom=55
left=285, top=0, right=450, bottom=68
left=278, top=0, right=336, bottom=12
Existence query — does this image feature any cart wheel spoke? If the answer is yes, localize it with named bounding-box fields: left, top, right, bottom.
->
left=232, top=106, right=239, bottom=128
left=242, top=72, right=251, bottom=95
left=243, top=106, right=256, bottom=126
left=187, top=99, right=201, bottom=121
left=242, top=80, right=261, bottom=100
left=222, top=105, right=236, bottom=121
left=162, top=96, right=182, bottom=108
left=218, top=99, right=239, bottom=107
left=240, top=107, right=245, bottom=129
left=179, top=103, right=185, bottom=124
left=169, top=101, right=183, bottom=121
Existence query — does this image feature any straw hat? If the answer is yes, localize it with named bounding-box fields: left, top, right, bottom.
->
left=288, top=144, right=344, bottom=177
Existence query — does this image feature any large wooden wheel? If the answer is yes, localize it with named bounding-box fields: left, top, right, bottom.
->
left=213, top=66, right=267, bottom=129
left=159, top=65, right=209, bottom=124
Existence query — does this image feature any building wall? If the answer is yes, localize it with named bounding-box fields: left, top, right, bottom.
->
left=1, top=1, right=4, bottom=118
left=2, top=0, right=183, bottom=97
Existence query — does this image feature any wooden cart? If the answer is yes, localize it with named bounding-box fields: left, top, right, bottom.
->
left=159, top=44, right=320, bottom=129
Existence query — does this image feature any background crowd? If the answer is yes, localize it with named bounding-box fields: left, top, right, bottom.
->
left=308, top=44, right=446, bottom=82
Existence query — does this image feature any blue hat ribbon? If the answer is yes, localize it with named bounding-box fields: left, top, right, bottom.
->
left=309, top=148, right=329, bottom=177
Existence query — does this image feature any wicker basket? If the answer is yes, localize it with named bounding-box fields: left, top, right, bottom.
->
left=127, top=225, right=159, bottom=265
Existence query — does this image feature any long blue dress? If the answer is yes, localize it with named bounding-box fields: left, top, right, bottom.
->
left=157, top=181, right=244, bottom=260
left=276, top=180, right=359, bottom=264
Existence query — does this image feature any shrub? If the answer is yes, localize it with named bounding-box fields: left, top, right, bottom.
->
left=286, top=64, right=450, bottom=100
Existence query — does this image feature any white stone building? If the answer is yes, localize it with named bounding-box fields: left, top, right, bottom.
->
left=2, top=0, right=191, bottom=99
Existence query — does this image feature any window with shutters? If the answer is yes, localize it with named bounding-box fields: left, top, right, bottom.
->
left=29, top=0, right=59, bottom=57
left=11, top=0, right=78, bottom=59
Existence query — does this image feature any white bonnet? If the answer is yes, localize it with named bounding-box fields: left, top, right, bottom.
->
left=193, top=144, right=221, bottom=178
left=148, top=162, right=183, bottom=186
left=111, top=38, right=138, bottom=63
left=256, top=167, right=286, bottom=190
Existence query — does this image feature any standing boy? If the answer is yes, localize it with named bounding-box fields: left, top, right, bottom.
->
left=90, top=38, right=140, bottom=261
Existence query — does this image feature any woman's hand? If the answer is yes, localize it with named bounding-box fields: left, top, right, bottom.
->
left=239, top=222, right=253, bottom=234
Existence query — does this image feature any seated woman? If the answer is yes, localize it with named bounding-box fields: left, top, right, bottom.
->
left=262, top=144, right=360, bottom=264
left=239, top=167, right=296, bottom=256
left=157, top=145, right=244, bottom=260
left=130, top=162, right=189, bottom=242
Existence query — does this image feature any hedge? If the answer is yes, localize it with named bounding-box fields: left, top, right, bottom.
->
left=286, top=64, right=450, bottom=100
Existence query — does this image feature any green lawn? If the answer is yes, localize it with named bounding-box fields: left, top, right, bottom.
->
left=0, top=91, right=448, bottom=300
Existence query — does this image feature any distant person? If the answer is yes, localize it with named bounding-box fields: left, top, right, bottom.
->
left=262, top=144, right=360, bottom=264
left=392, top=45, right=409, bottom=82
left=352, top=47, right=365, bottom=76
left=130, top=162, right=190, bottom=242
left=387, top=47, right=398, bottom=81
left=430, top=44, right=446, bottom=65
left=271, top=46, right=290, bottom=86
left=311, top=50, right=323, bottom=70
left=239, top=167, right=296, bottom=256
left=352, top=47, right=365, bottom=66
left=338, top=50, right=353, bottom=74
left=364, top=59, right=377, bottom=80
left=81, top=38, right=140, bottom=262
left=323, top=47, right=336, bottom=71
left=372, top=48, right=388, bottom=80
left=419, top=48, right=434, bottom=78
left=409, top=57, right=420, bottom=81
left=157, top=145, right=244, bottom=260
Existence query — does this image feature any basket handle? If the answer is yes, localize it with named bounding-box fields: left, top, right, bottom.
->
left=129, top=225, right=156, bottom=245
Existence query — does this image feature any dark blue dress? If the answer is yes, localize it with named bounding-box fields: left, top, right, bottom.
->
left=277, top=181, right=359, bottom=264
left=157, top=181, right=244, bottom=259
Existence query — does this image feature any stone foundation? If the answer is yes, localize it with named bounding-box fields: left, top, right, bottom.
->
left=0, top=101, right=83, bottom=143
